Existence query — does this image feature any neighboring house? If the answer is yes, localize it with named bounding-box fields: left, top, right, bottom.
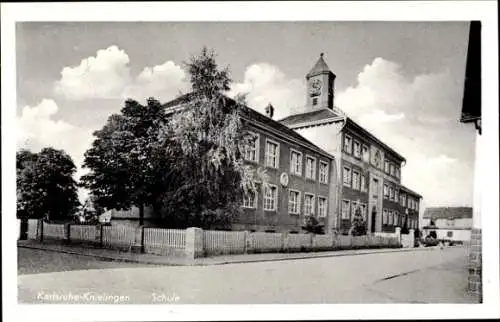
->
left=421, top=207, right=473, bottom=242
left=279, top=53, right=422, bottom=234
left=160, top=93, right=337, bottom=233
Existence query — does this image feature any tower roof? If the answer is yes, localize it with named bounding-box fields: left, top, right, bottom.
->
left=306, top=53, right=334, bottom=79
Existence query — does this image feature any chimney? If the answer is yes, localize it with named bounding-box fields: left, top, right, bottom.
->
left=265, top=103, right=274, bottom=119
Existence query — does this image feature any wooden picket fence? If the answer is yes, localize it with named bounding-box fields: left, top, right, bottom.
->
left=26, top=220, right=404, bottom=258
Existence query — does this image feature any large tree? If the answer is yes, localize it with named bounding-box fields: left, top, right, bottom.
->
left=157, top=47, right=263, bottom=229
left=16, top=147, right=80, bottom=221
left=81, top=47, right=265, bottom=229
left=80, top=98, right=170, bottom=226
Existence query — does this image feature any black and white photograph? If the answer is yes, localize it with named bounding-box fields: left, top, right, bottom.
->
left=2, top=1, right=499, bottom=321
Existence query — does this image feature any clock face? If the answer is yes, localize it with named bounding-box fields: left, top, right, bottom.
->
left=309, top=79, right=322, bottom=97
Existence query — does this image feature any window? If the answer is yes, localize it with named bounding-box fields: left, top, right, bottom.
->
left=244, top=132, right=259, bottom=162
left=388, top=211, right=393, bottom=225
left=288, top=190, right=301, bottom=215
left=395, top=166, right=400, bottom=178
left=343, top=166, right=351, bottom=187
left=384, top=160, right=390, bottom=173
left=353, top=140, right=361, bottom=158
left=318, top=197, right=327, bottom=218
left=360, top=175, right=367, bottom=192
left=305, top=155, right=317, bottom=180
left=344, top=135, right=352, bottom=154
left=263, top=184, right=278, bottom=211
left=447, top=231, right=453, bottom=238
left=242, top=189, right=257, bottom=208
left=290, top=149, right=302, bottom=176
left=304, top=193, right=315, bottom=216
left=415, top=201, right=419, bottom=211
left=395, top=211, right=400, bottom=226
left=383, top=209, right=388, bottom=225
left=389, top=187, right=394, bottom=201
left=390, top=164, right=395, bottom=176
left=265, top=139, right=280, bottom=168
left=312, top=98, right=318, bottom=106
left=351, top=202, right=358, bottom=218
left=383, top=184, right=389, bottom=199
left=319, top=161, right=329, bottom=184
left=361, top=203, right=367, bottom=221
left=395, top=189, right=399, bottom=203
left=401, top=194, right=406, bottom=207
left=373, top=178, right=379, bottom=196
left=352, top=170, right=360, bottom=190
left=342, top=200, right=350, bottom=219
left=362, top=145, right=370, bottom=162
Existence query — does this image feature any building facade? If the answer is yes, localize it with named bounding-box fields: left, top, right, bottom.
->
left=280, top=53, right=422, bottom=234
left=160, top=94, right=338, bottom=233
left=421, top=207, right=473, bottom=242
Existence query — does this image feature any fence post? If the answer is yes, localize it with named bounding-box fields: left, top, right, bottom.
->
left=281, top=232, right=288, bottom=253
left=395, top=227, right=402, bottom=246
left=38, top=219, right=44, bottom=242
left=100, top=224, right=104, bottom=248
left=63, top=223, right=71, bottom=244
left=243, top=231, right=250, bottom=254
left=409, top=229, right=415, bottom=248
left=131, top=225, right=144, bottom=253
left=185, top=227, right=204, bottom=259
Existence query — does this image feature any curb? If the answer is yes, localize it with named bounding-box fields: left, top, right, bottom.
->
left=201, top=246, right=439, bottom=266
left=18, top=242, right=452, bottom=267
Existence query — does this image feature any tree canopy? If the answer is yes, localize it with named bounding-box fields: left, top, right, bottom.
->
left=16, top=147, right=80, bottom=221
left=81, top=47, right=265, bottom=229
left=80, top=97, right=170, bottom=225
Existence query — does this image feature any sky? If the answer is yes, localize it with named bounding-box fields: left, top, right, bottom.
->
left=15, top=21, right=475, bottom=209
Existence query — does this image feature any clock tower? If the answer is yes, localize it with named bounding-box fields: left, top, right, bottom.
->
left=306, top=53, right=336, bottom=111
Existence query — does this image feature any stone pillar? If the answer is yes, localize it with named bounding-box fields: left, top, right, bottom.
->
left=185, top=227, right=204, bottom=259
left=281, top=232, right=289, bottom=253
left=243, top=231, right=251, bottom=254
left=468, top=131, right=482, bottom=301
left=130, top=225, right=144, bottom=253
left=63, top=223, right=71, bottom=244
left=38, top=219, right=44, bottom=242
left=409, top=229, right=415, bottom=248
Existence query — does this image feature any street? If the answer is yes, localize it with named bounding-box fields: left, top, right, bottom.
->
left=18, top=246, right=476, bottom=304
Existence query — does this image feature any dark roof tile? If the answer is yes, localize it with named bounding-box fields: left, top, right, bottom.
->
left=423, top=207, right=473, bottom=219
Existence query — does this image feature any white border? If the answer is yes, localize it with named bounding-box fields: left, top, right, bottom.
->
left=2, top=1, right=499, bottom=321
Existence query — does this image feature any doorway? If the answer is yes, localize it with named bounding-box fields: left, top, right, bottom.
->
left=371, top=206, right=377, bottom=233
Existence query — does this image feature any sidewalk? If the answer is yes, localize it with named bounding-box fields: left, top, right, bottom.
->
left=18, top=240, right=443, bottom=267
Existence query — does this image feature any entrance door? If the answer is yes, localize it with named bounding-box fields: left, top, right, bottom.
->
left=371, top=206, right=377, bottom=233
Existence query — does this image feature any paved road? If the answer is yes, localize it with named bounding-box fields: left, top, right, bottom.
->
left=18, top=246, right=476, bottom=304
left=18, top=248, right=157, bottom=275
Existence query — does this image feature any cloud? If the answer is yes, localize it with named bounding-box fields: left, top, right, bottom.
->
left=54, top=46, right=132, bottom=100
left=17, top=99, right=94, bottom=202
left=229, top=63, right=306, bottom=119
left=335, top=57, right=473, bottom=207
left=54, top=45, right=189, bottom=103
left=123, top=60, right=189, bottom=102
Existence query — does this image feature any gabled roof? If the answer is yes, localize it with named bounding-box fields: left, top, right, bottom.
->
left=279, top=107, right=406, bottom=162
left=161, top=92, right=334, bottom=160
left=279, top=108, right=340, bottom=127
left=306, top=53, right=334, bottom=79
left=423, top=207, right=473, bottom=220
left=400, top=185, right=422, bottom=199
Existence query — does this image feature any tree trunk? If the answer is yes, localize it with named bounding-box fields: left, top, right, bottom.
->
left=139, top=203, right=144, bottom=226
